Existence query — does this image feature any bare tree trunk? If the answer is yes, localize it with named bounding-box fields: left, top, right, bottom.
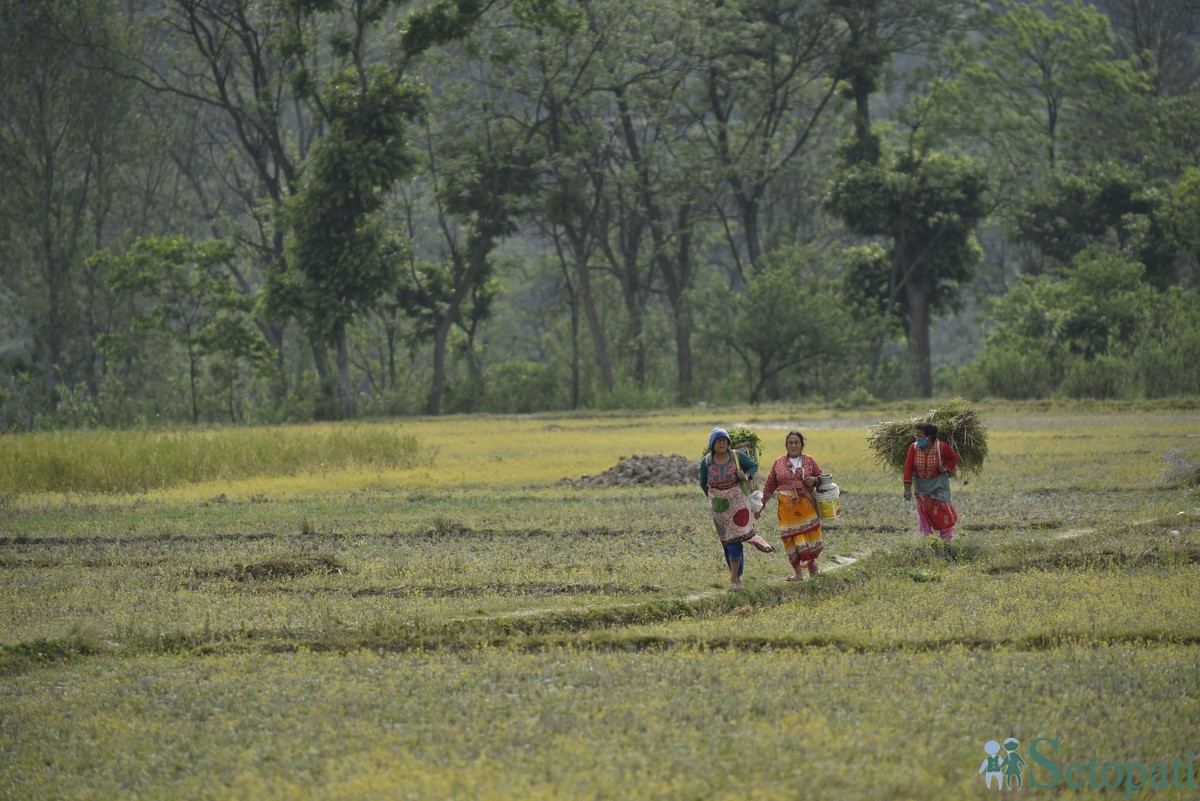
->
left=571, top=233, right=614, bottom=394
left=336, top=322, right=354, bottom=419
left=662, top=217, right=695, bottom=401
left=905, top=281, right=933, bottom=397
left=427, top=314, right=452, bottom=416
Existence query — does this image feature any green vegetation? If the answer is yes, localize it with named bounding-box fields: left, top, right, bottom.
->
left=0, top=424, right=423, bottom=494
left=4, top=1, right=1200, bottom=427
left=1, top=403, right=1198, bottom=798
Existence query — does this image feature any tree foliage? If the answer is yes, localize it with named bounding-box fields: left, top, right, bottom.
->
left=1, top=0, right=1198, bottom=427
left=827, top=147, right=988, bottom=396
left=92, top=236, right=271, bottom=423
left=960, top=248, right=1200, bottom=399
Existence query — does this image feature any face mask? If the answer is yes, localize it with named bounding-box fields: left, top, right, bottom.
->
left=916, top=438, right=928, bottom=448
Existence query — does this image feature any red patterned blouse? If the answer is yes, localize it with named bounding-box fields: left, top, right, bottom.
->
left=761, top=453, right=822, bottom=503
left=903, top=440, right=960, bottom=482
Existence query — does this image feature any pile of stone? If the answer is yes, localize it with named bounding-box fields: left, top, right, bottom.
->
left=557, top=454, right=696, bottom=488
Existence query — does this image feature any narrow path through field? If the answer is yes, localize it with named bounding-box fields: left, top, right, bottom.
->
left=443, top=514, right=1183, bottom=626
left=1054, top=515, right=1160, bottom=541
left=680, top=550, right=872, bottom=601
left=446, top=548, right=874, bottom=625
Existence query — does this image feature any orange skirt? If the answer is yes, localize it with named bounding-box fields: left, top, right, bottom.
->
left=777, top=490, right=823, bottom=569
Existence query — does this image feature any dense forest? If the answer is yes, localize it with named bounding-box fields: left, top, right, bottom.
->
left=2, top=0, right=1199, bottom=429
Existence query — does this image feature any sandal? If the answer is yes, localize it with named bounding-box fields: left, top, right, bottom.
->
left=786, top=574, right=807, bottom=582
left=748, top=534, right=774, bottom=553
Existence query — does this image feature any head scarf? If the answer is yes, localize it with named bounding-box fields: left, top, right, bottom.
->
left=708, top=427, right=731, bottom=452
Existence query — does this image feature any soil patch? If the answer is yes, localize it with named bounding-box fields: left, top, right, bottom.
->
left=557, top=454, right=696, bottom=488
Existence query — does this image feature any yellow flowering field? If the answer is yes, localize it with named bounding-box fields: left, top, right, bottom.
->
left=1, top=400, right=1199, bottom=799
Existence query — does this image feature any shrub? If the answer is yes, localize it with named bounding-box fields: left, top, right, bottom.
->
left=1058, top=353, right=1141, bottom=399
left=956, top=347, right=1060, bottom=400
left=482, top=361, right=567, bottom=413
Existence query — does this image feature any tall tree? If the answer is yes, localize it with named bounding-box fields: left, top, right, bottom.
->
left=93, top=236, right=270, bottom=423
left=115, top=0, right=328, bottom=408
left=397, top=118, right=538, bottom=415
left=948, top=0, right=1149, bottom=179
left=476, top=0, right=709, bottom=399
left=279, top=56, right=423, bottom=419
left=0, top=0, right=138, bottom=419
left=686, top=0, right=846, bottom=280
left=1097, top=0, right=1200, bottom=95
left=827, top=148, right=988, bottom=396
left=589, top=0, right=718, bottom=399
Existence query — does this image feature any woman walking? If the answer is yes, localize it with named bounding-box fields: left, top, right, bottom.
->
left=758, top=430, right=825, bottom=580
left=700, top=427, right=773, bottom=590
left=903, top=422, right=960, bottom=540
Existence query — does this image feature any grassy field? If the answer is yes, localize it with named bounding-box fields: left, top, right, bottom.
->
left=1, top=400, right=1199, bottom=799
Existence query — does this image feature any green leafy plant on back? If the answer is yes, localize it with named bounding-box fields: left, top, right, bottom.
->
left=727, top=426, right=762, bottom=459
left=701, top=426, right=763, bottom=461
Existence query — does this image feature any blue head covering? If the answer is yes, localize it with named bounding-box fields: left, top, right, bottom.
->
left=708, top=427, right=731, bottom=452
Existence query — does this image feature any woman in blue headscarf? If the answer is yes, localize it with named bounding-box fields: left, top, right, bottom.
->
left=699, top=427, right=773, bottom=590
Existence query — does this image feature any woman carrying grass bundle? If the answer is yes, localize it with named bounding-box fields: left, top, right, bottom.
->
left=699, top=427, right=774, bottom=590
left=903, top=422, right=960, bottom=541
left=757, top=431, right=825, bottom=580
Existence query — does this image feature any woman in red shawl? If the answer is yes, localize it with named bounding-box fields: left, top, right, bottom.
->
left=758, top=431, right=824, bottom=580
left=903, top=422, right=960, bottom=541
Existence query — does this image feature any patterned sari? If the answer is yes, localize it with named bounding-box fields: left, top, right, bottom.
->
left=706, top=453, right=755, bottom=545
left=709, top=484, right=755, bottom=545
left=776, top=490, right=823, bottom=571
left=909, top=441, right=958, bottom=540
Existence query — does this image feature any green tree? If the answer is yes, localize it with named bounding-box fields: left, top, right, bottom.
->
left=729, top=248, right=884, bottom=401
left=946, top=0, right=1149, bottom=183
left=686, top=0, right=847, bottom=278
left=279, top=62, right=423, bottom=419
left=958, top=247, right=1199, bottom=399
left=0, top=0, right=139, bottom=421
left=1098, top=0, right=1200, bottom=96
left=116, top=0, right=332, bottom=411
left=827, top=148, right=988, bottom=397
left=1014, top=162, right=1180, bottom=285
left=93, top=236, right=270, bottom=423
left=276, top=0, right=571, bottom=419
left=1168, top=165, right=1200, bottom=285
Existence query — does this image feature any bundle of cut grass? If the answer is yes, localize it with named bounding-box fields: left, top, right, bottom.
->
left=867, top=398, right=989, bottom=476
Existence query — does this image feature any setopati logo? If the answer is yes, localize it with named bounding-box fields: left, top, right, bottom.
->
left=977, top=737, right=1198, bottom=796
left=978, top=738, right=1027, bottom=789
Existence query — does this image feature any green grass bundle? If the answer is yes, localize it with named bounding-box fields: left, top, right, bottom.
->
left=728, top=426, right=763, bottom=459
left=699, top=426, right=763, bottom=460
left=867, top=398, right=989, bottom=476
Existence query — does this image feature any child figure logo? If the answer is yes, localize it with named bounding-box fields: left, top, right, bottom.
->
left=979, top=741, right=1004, bottom=789
left=979, top=737, right=1027, bottom=790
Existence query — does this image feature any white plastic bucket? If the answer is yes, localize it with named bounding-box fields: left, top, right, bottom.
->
left=815, top=486, right=840, bottom=521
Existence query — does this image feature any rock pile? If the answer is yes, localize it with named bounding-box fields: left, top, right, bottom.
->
left=557, top=454, right=697, bottom=488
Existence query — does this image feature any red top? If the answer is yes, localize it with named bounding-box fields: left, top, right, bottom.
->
left=762, top=453, right=822, bottom=502
left=903, top=440, right=959, bottom=482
